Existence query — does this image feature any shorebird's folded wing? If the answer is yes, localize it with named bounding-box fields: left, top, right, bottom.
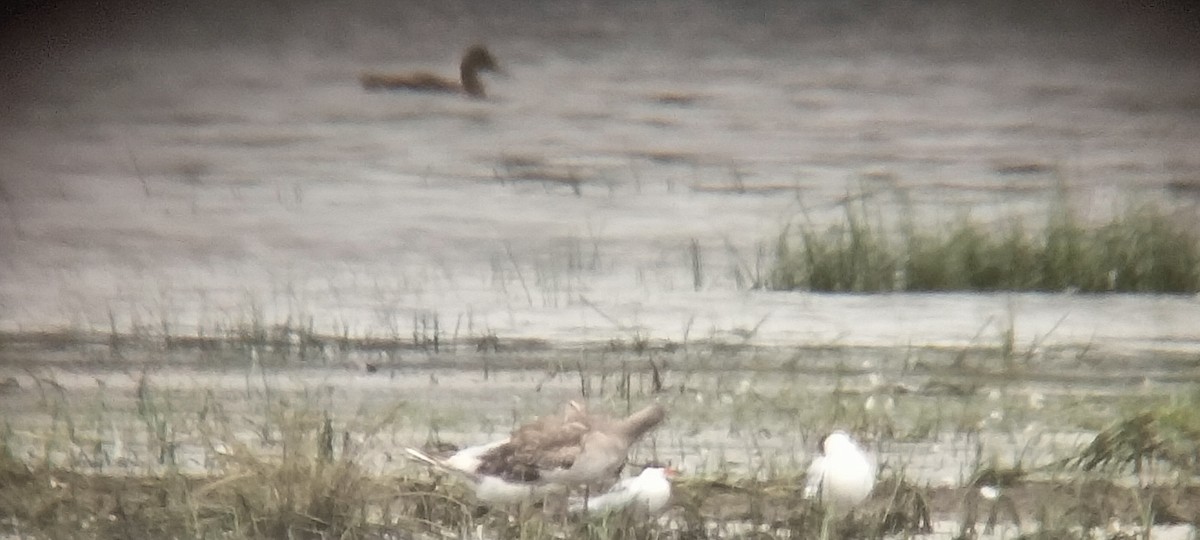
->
left=474, top=419, right=590, bottom=482
left=516, top=420, right=590, bottom=471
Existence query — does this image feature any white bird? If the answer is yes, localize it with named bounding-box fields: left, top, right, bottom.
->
left=802, top=431, right=875, bottom=512
left=405, top=401, right=666, bottom=504
left=569, top=466, right=676, bottom=515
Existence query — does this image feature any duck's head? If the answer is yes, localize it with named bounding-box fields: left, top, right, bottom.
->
left=463, top=45, right=501, bottom=74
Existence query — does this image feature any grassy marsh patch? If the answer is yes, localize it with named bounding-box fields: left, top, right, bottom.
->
left=2, top=358, right=1200, bottom=538
left=770, top=199, right=1200, bottom=293
left=2, top=452, right=1197, bottom=539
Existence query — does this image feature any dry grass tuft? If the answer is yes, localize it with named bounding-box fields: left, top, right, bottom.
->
left=1067, top=406, right=1200, bottom=477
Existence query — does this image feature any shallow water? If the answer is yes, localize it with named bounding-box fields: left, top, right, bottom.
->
left=1, top=0, right=1199, bottom=353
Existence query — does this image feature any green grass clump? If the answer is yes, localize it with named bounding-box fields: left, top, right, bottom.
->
left=771, top=200, right=898, bottom=292
left=770, top=200, right=1200, bottom=293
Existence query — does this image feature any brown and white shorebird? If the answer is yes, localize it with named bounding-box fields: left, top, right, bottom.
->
left=405, top=401, right=666, bottom=504
left=360, top=45, right=501, bottom=99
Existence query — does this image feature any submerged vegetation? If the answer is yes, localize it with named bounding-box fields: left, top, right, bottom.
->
left=770, top=198, right=1200, bottom=293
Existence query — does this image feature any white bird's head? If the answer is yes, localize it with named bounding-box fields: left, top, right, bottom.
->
left=820, top=430, right=859, bottom=455
left=640, top=465, right=680, bottom=480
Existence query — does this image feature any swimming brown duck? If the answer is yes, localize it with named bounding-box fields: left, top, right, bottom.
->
left=360, top=45, right=501, bottom=99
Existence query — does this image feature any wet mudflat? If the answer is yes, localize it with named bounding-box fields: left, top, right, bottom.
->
left=0, top=336, right=1198, bottom=538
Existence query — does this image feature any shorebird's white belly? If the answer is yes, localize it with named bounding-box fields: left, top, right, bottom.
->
left=819, top=454, right=874, bottom=508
